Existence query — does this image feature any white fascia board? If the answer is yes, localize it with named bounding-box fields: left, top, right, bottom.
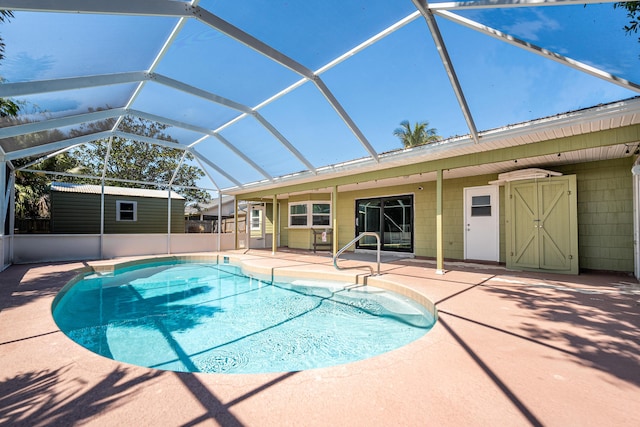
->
left=6, top=131, right=113, bottom=161
left=0, top=72, right=148, bottom=97
left=478, top=97, right=640, bottom=142
left=0, top=0, right=192, bottom=17
left=0, top=108, right=127, bottom=138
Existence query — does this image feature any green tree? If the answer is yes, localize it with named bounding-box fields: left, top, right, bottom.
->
left=615, top=1, right=640, bottom=42
left=0, top=10, right=20, bottom=117
left=13, top=153, right=80, bottom=219
left=70, top=116, right=210, bottom=204
left=393, top=120, right=441, bottom=148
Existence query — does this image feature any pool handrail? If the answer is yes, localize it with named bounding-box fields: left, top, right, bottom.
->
left=333, top=232, right=381, bottom=276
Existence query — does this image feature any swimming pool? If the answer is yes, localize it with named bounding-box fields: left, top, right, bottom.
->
left=53, top=259, right=436, bottom=374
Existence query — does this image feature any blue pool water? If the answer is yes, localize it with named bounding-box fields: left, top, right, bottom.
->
left=53, top=261, right=435, bottom=374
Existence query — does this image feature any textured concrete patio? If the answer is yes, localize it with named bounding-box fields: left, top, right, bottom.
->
left=1, top=250, right=639, bottom=426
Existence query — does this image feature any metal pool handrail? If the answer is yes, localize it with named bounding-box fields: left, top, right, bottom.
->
left=333, top=232, right=381, bottom=276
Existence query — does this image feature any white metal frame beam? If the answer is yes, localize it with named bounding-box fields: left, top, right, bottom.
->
left=0, top=72, right=148, bottom=98
left=0, top=0, right=380, bottom=164
left=0, top=0, right=192, bottom=16
left=110, top=132, right=245, bottom=188
left=0, top=106, right=273, bottom=183
left=5, top=131, right=114, bottom=161
left=429, top=0, right=620, bottom=11
left=0, top=108, right=126, bottom=139
left=435, top=9, right=640, bottom=93
left=252, top=112, right=317, bottom=173
left=412, top=0, right=480, bottom=144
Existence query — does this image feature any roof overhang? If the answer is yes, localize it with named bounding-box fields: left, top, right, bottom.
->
left=232, top=97, right=640, bottom=199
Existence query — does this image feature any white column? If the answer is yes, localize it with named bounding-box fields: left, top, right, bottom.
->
left=632, top=164, right=640, bottom=279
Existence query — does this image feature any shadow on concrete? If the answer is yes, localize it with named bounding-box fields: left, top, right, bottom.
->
left=0, top=263, right=81, bottom=314
left=481, top=282, right=640, bottom=387
left=438, top=317, right=544, bottom=427
left=175, top=370, right=299, bottom=427
left=0, top=365, right=162, bottom=426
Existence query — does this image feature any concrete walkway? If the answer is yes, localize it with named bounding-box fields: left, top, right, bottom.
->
left=1, top=251, right=639, bottom=426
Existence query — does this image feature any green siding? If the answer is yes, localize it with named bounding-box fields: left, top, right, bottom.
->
left=247, top=157, right=636, bottom=273
left=338, top=175, right=504, bottom=261
left=50, top=192, right=101, bottom=234
left=554, top=157, right=634, bottom=272
left=50, top=192, right=185, bottom=234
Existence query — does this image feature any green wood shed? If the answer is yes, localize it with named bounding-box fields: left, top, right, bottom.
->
left=50, top=183, right=185, bottom=234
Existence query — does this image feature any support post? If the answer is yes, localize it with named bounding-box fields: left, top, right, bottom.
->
left=100, top=181, right=105, bottom=259
left=272, top=194, right=278, bottom=255
left=167, top=187, right=172, bottom=255
left=332, top=185, right=338, bottom=256
left=217, top=193, right=222, bottom=252
left=436, top=169, right=445, bottom=274
left=234, top=197, right=239, bottom=250
left=0, top=159, right=6, bottom=237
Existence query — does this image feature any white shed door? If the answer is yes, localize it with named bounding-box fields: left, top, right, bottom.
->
left=464, top=185, right=500, bottom=262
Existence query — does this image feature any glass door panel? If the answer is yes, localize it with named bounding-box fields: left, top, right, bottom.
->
left=356, top=199, right=381, bottom=249
left=356, top=195, right=413, bottom=252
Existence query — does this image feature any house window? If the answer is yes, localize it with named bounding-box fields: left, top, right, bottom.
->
left=116, top=200, right=137, bottom=221
left=471, top=195, right=491, bottom=217
left=288, top=202, right=331, bottom=228
left=250, top=208, right=261, bottom=231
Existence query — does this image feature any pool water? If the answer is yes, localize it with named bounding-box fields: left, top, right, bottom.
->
left=53, top=262, right=435, bottom=374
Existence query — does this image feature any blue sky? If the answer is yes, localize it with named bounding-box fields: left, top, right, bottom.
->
left=1, top=1, right=638, bottom=192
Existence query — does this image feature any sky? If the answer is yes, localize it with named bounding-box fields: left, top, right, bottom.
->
left=1, top=0, right=639, bottom=194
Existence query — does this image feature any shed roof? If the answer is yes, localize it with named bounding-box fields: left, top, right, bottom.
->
left=50, top=182, right=185, bottom=199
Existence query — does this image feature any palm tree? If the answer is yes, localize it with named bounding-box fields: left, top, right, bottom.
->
left=393, top=120, right=440, bottom=148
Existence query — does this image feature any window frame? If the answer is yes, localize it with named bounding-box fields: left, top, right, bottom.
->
left=250, top=208, right=262, bottom=231
left=116, top=200, right=137, bottom=222
left=288, top=201, right=332, bottom=228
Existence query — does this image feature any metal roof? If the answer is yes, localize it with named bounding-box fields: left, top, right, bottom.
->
left=1, top=0, right=639, bottom=199
left=50, top=182, right=185, bottom=199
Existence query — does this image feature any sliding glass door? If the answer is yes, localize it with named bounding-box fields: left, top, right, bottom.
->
left=355, top=195, right=413, bottom=252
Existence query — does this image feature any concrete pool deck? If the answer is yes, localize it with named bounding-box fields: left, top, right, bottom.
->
left=1, top=250, right=639, bottom=426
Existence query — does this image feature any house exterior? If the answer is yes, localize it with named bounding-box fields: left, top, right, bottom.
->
left=50, top=182, right=185, bottom=234
left=230, top=100, right=640, bottom=275
left=185, top=196, right=247, bottom=233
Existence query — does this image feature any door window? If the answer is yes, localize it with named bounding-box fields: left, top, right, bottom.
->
left=471, top=195, right=491, bottom=216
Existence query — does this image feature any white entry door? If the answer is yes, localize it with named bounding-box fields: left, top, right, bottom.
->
left=464, top=185, right=499, bottom=262
left=248, top=205, right=266, bottom=248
